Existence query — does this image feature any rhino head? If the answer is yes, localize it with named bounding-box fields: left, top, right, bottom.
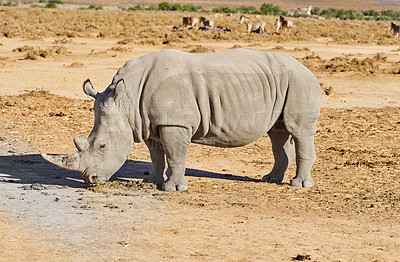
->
left=42, top=79, right=134, bottom=185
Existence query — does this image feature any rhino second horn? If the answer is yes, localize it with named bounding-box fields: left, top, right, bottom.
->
left=74, top=137, right=89, bottom=151
left=41, top=152, right=81, bottom=172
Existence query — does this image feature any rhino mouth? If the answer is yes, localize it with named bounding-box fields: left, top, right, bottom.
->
left=82, top=171, right=107, bottom=185
left=41, top=153, right=109, bottom=185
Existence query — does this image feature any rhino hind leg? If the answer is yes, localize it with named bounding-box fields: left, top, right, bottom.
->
left=262, top=127, right=295, bottom=184
left=144, top=139, right=167, bottom=186
left=159, top=126, right=190, bottom=192
left=290, top=135, right=316, bottom=188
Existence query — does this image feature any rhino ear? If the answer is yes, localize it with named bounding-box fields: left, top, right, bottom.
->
left=113, top=79, right=126, bottom=102
left=83, top=79, right=98, bottom=99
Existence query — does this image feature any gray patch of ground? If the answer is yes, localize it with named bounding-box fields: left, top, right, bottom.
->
left=0, top=137, right=166, bottom=260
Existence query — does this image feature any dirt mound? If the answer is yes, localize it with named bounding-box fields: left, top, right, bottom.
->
left=66, top=61, right=84, bottom=68
left=301, top=52, right=400, bottom=75
left=188, top=45, right=216, bottom=53
left=13, top=45, right=71, bottom=60
left=89, top=180, right=158, bottom=195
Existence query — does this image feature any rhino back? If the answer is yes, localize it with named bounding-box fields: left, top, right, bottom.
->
left=130, top=49, right=316, bottom=146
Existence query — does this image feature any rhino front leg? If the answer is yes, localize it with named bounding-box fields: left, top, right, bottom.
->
left=262, top=129, right=295, bottom=184
left=159, top=126, right=190, bottom=192
left=144, top=139, right=167, bottom=186
left=290, top=135, right=316, bottom=188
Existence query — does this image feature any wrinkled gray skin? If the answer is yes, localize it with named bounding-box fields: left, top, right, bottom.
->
left=42, top=48, right=322, bottom=192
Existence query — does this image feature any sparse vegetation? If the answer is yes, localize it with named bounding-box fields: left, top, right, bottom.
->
left=0, top=0, right=399, bottom=20
left=126, top=1, right=400, bottom=21
left=88, top=4, right=103, bottom=10
left=260, top=3, right=284, bottom=16
left=319, top=8, right=364, bottom=20
left=128, top=2, right=203, bottom=12
left=45, top=0, right=64, bottom=8
left=0, top=0, right=18, bottom=6
left=211, top=3, right=285, bottom=15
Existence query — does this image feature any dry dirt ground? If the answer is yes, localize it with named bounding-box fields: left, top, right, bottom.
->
left=0, top=7, right=400, bottom=262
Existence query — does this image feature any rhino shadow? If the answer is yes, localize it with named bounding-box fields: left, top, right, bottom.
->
left=117, top=159, right=259, bottom=182
left=0, top=154, right=259, bottom=188
left=0, top=154, right=85, bottom=188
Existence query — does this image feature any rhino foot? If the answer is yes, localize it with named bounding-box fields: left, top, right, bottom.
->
left=162, top=178, right=188, bottom=192
left=290, top=177, right=314, bottom=188
left=261, top=173, right=284, bottom=184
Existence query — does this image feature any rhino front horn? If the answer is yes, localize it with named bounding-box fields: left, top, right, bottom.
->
left=41, top=152, right=82, bottom=172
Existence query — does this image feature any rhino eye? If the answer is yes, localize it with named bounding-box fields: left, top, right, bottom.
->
left=95, top=140, right=108, bottom=151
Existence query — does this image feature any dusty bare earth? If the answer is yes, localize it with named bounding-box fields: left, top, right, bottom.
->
left=0, top=7, right=400, bottom=262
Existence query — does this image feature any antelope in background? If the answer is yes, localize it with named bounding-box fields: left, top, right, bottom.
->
left=239, top=15, right=265, bottom=33
left=199, top=16, right=214, bottom=29
left=391, top=22, right=399, bottom=38
left=275, top=16, right=293, bottom=33
left=182, top=16, right=199, bottom=28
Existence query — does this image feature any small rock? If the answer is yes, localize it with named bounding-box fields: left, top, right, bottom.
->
left=117, top=241, right=129, bottom=247
left=292, top=254, right=311, bottom=261
left=21, top=183, right=46, bottom=190
left=31, top=183, right=46, bottom=190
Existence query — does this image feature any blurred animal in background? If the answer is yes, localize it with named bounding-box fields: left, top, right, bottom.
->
left=199, top=17, right=214, bottom=29
left=278, top=16, right=293, bottom=32
left=180, top=16, right=230, bottom=33
left=182, top=16, right=190, bottom=27
left=306, top=5, right=312, bottom=16
left=182, top=16, right=199, bottom=28
left=239, top=15, right=265, bottom=34
left=274, top=18, right=281, bottom=33
left=295, top=5, right=312, bottom=16
left=391, top=22, right=399, bottom=38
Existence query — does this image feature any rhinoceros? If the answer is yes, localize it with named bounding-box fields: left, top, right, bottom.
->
left=41, top=48, right=321, bottom=191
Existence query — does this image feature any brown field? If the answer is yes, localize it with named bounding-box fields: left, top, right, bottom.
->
left=0, top=5, right=400, bottom=261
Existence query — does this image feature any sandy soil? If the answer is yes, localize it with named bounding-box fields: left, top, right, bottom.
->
left=1, top=9, right=400, bottom=261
